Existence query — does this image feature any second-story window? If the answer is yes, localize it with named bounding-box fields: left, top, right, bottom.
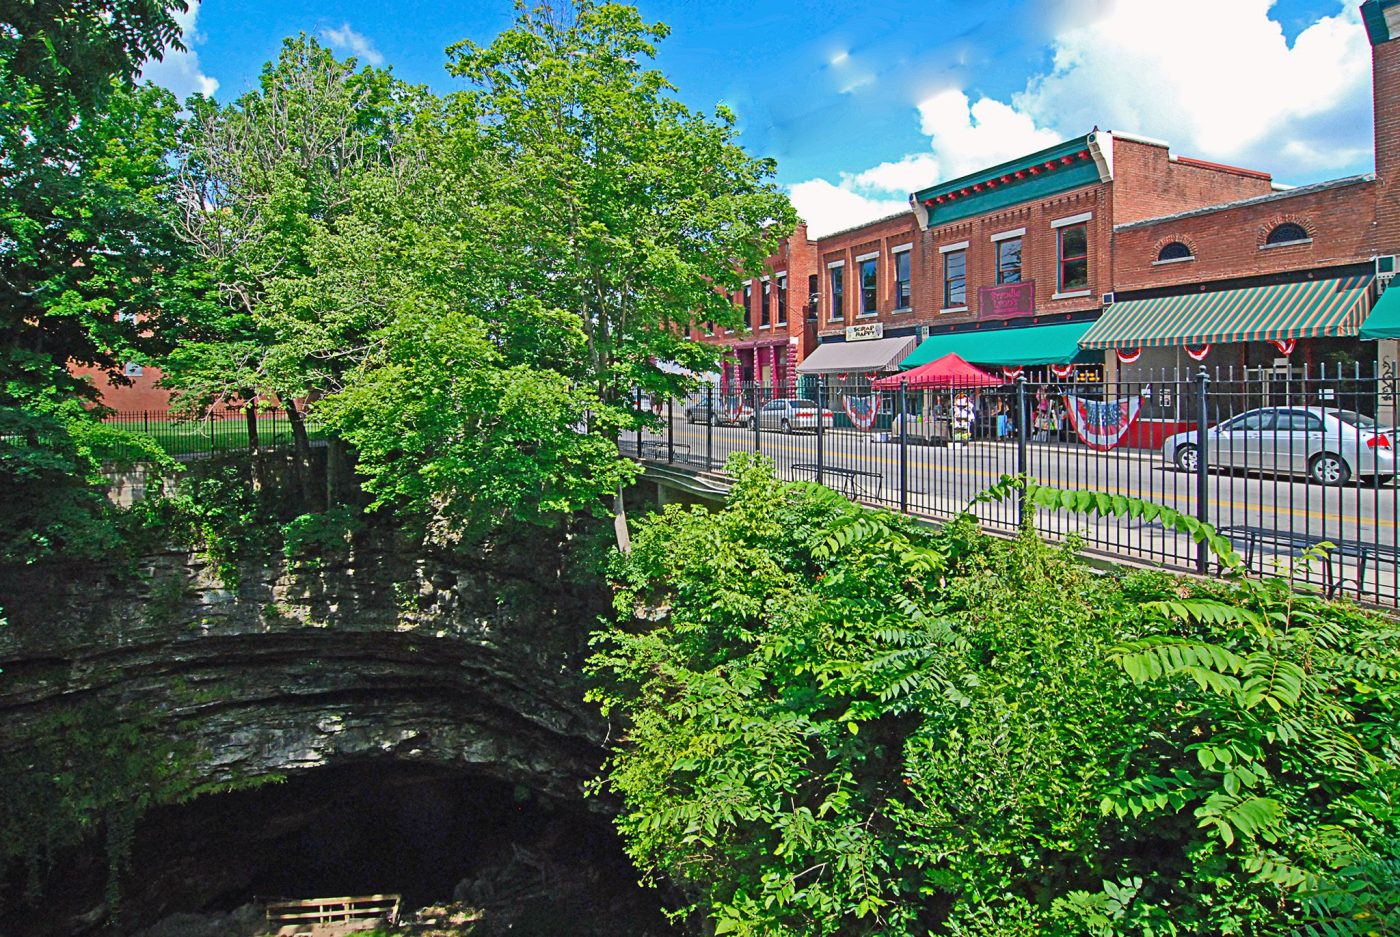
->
left=829, top=264, right=845, bottom=321
left=997, top=238, right=1023, bottom=284
left=943, top=249, right=966, bottom=308
left=894, top=249, right=911, bottom=309
left=859, top=257, right=878, bottom=316
left=776, top=274, right=787, bottom=325
left=1058, top=223, right=1089, bottom=292
left=744, top=284, right=754, bottom=327
left=761, top=279, right=771, bottom=328
left=807, top=274, right=819, bottom=321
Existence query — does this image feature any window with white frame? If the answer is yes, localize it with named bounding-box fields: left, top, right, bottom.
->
left=829, top=264, right=845, bottom=321
left=859, top=256, right=878, bottom=316
left=776, top=274, right=787, bottom=325
left=943, top=249, right=966, bottom=308
left=893, top=248, right=911, bottom=309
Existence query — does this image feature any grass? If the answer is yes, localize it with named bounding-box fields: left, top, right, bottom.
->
left=103, top=412, right=326, bottom=459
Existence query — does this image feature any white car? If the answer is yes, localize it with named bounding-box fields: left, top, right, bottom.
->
left=751, top=398, right=836, bottom=434
left=1162, top=406, right=1396, bottom=486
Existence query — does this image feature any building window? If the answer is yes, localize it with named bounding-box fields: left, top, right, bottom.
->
left=1058, top=223, right=1089, bottom=291
left=859, top=257, right=878, bottom=316
left=997, top=238, right=1022, bottom=284
left=943, top=249, right=966, bottom=308
left=807, top=274, right=819, bottom=321
left=744, top=284, right=753, bottom=327
left=776, top=274, right=787, bottom=325
left=1265, top=222, right=1309, bottom=245
left=1157, top=241, right=1192, bottom=261
left=829, top=265, right=845, bottom=321
left=761, top=279, right=771, bottom=328
left=894, top=250, right=911, bottom=308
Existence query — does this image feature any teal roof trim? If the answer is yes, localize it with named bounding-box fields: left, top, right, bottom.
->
left=1362, top=0, right=1399, bottom=44
left=912, top=135, right=1102, bottom=228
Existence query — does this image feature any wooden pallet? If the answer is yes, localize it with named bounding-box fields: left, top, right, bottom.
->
left=264, top=894, right=401, bottom=935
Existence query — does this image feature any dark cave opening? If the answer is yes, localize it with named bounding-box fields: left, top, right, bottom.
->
left=4, top=762, right=678, bottom=937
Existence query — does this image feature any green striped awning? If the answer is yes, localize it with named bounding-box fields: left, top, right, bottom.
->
left=1078, top=275, right=1375, bottom=350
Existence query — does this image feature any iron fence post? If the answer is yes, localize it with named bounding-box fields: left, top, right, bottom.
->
left=898, top=379, right=908, bottom=513
left=667, top=394, right=674, bottom=463
left=1195, top=365, right=1211, bottom=573
left=1016, top=377, right=1029, bottom=527
left=752, top=382, right=760, bottom=456
left=816, top=376, right=825, bottom=486
left=706, top=384, right=714, bottom=471
left=635, top=387, right=643, bottom=459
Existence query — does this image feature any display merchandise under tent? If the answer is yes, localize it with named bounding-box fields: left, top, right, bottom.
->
left=876, top=354, right=1006, bottom=445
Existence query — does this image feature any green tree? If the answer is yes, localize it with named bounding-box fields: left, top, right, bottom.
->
left=589, top=460, right=1400, bottom=935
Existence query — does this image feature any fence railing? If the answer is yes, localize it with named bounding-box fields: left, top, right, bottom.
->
left=629, top=363, right=1400, bottom=608
left=100, top=407, right=325, bottom=463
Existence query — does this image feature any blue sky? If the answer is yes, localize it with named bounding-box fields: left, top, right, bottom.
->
left=143, top=0, right=1378, bottom=236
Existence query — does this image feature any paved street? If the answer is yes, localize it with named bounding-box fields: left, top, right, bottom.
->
left=631, top=415, right=1400, bottom=605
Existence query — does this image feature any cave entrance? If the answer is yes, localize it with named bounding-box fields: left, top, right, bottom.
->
left=11, top=762, right=677, bottom=937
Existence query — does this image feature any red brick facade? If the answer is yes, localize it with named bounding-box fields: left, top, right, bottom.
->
left=1375, top=16, right=1400, bottom=259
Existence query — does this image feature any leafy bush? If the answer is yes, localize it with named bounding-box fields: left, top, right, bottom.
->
left=588, top=457, right=1400, bottom=936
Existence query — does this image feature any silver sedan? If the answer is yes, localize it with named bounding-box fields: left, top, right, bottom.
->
left=1162, top=406, right=1397, bottom=486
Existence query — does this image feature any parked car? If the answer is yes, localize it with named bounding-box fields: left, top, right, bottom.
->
left=684, top=397, right=752, bottom=426
left=750, top=398, right=835, bottom=433
left=1161, top=406, right=1396, bottom=486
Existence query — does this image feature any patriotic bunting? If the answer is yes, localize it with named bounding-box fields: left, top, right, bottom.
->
left=841, top=394, right=881, bottom=431
left=1185, top=344, right=1211, bottom=361
left=1050, top=363, right=1076, bottom=379
left=1116, top=347, right=1142, bottom=364
left=1003, top=366, right=1024, bottom=380
left=1268, top=338, right=1297, bottom=357
left=1061, top=395, right=1144, bottom=452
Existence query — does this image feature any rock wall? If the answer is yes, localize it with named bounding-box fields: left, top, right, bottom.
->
left=0, top=509, right=620, bottom=932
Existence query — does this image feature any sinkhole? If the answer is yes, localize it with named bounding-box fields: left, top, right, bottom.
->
left=6, top=762, right=678, bottom=937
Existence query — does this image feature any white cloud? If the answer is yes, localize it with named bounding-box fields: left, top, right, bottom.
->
left=140, top=1, right=218, bottom=100
left=322, top=23, right=385, bottom=67
left=789, top=1, right=1373, bottom=236
left=1013, top=0, right=1371, bottom=175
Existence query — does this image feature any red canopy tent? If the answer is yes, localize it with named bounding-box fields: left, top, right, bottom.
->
left=871, top=353, right=1004, bottom=390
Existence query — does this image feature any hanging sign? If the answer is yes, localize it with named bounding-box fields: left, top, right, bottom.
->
left=1268, top=338, right=1297, bottom=357
left=1116, top=347, right=1142, bottom=364
left=1185, top=344, right=1211, bottom=361
left=845, top=322, right=884, bottom=341
left=1062, top=394, right=1145, bottom=451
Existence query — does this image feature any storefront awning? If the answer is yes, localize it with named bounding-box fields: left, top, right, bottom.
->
left=899, top=320, right=1095, bottom=369
left=1359, top=284, right=1400, bottom=339
left=1078, top=274, right=1374, bottom=350
left=795, top=335, right=916, bottom=374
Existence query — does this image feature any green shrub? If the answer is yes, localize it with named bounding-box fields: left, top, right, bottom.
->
left=588, top=457, right=1400, bottom=936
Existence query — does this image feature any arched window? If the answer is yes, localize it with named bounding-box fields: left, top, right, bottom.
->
left=1265, top=222, right=1309, bottom=245
left=1157, top=241, right=1192, bottom=261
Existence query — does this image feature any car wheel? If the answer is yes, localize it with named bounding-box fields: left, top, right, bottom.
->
left=781, top=419, right=793, bottom=435
left=1174, top=443, right=1199, bottom=474
left=1309, top=452, right=1351, bottom=487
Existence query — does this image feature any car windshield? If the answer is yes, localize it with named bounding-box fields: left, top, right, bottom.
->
left=1332, top=409, right=1379, bottom=429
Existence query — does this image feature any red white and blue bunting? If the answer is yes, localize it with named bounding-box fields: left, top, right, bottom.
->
left=718, top=395, right=745, bottom=423
left=1062, top=395, right=1144, bottom=452
left=1050, top=363, right=1076, bottom=380
left=1003, top=366, right=1024, bottom=380
left=1267, top=338, right=1297, bottom=357
left=1116, top=347, right=1142, bottom=364
left=842, top=394, right=881, bottom=432
left=1185, top=344, right=1211, bottom=362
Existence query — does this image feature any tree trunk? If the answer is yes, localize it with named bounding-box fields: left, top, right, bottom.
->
left=245, top=402, right=264, bottom=492
left=283, top=399, right=317, bottom=509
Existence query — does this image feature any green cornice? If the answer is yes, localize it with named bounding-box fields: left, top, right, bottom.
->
left=1362, top=0, right=1400, bottom=45
left=910, top=132, right=1109, bottom=229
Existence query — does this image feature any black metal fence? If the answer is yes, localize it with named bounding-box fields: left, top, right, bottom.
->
left=630, top=363, right=1400, bottom=608
left=101, top=407, right=324, bottom=462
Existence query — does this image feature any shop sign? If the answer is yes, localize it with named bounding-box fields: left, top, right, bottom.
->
left=978, top=281, right=1035, bottom=320
left=845, top=322, right=884, bottom=342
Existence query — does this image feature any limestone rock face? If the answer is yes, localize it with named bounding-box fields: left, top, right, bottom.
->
left=0, top=519, right=621, bottom=932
